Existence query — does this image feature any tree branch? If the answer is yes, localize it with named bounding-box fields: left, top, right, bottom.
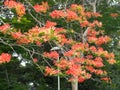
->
left=82, top=27, right=89, bottom=43
left=28, top=10, right=44, bottom=27
left=86, top=0, right=93, bottom=5
left=5, top=66, right=10, bottom=87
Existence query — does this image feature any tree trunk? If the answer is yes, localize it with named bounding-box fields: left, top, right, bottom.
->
left=71, top=77, right=78, bottom=90
left=93, top=3, right=96, bottom=13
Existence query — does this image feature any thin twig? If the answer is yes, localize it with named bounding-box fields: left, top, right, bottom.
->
left=5, top=66, right=10, bottom=87
left=0, top=38, right=16, bottom=52
left=0, top=18, right=5, bottom=24
left=28, top=10, right=44, bottom=27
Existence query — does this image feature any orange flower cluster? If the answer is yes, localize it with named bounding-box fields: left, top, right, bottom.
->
left=54, top=59, right=69, bottom=69
left=87, top=29, right=111, bottom=45
left=70, top=4, right=84, bottom=14
left=0, top=23, right=10, bottom=34
left=0, top=53, right=11, bottom=64
left=64, top=50, right=74, bottom=57
left=50, top=10, right=66, bottom=19
left=89, top=47, right=116, bottom=65
left=45, top=66, right=60, bottom=76
left=110, top=13, right=119, bottom=17
left=85, top=12, right=102, bottom=18
left=50, top=10, right=79, bottom=21
left=55, top=58, right=92, bottom=83
left=101, top=77, right=110, bottom=82
left=50, top=4, right=83, bottom=21
left=43, top=39, right=115, bottom=82
left=11, top=31, right=23, bottom=39
left=71, top=43, right=88, bottom=52
left=4, top=0, right=25, bottom=16
left=66, top=64, right=83, bottom=77
left=66, top=10, right=78, bottom=21
left=57, top=34, right=73, bottom=45
left=50, top=4, right=102, bottom=25
left=0, top=22, right=71, bottom=46
left=12, top=27, right=50, bottom=44
left=45, top=20, right=57, bottom=28
left=4, top=0, right=16, bottom=8
left=80, top=20, right=102, bottom=28
left=44, top=51, right=59, bottom=59
left=95, top=36, right=111, bottom=45
left=80, top=21, right=89, bottom=27
left=44, top=56, right=92, bottom=83
left=33, top=2, right=49, bottom=13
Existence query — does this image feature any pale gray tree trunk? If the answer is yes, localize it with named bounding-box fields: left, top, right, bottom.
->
left=93, top=3, right=96, bottom=13
left=71, top=77, right=78, bottom=90
left=86, top=0, right=97, bottom=13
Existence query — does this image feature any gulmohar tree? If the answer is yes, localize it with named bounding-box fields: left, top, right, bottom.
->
left=0, top=0, right=117, bottom=90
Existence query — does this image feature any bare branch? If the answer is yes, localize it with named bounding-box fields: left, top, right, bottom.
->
left=28, top=10, right=44, bottom=27
left=86, top=0, right=93, bottom=5
left=85, top=0, right=97, bottom=13
left=95, top=0, right=97, bottom=4
left=0, top=18, right=5, bottom=24
left=25, top=0, right=45, bottom=27
left=83, top=27, right=90, bottom=43
left=0, top=38, right=16, bottom=52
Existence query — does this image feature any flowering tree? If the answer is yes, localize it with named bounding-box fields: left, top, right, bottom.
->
left=0, top=0, right=117, bottom=90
